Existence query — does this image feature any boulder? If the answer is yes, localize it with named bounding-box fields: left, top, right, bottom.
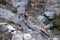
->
left=45, top=23, right=53, bottom=29
left=0, top=23, right=8, bottom=31
left=37, top=15, right=46, bottom=22
left=44, top=11, right=54, bottom=19
left=6, top=25, right=15, bottom=32
left=12, top=31, right=23, bottom=40
left=53, top=35, right=60, bottom=40
left=53, top=37, right=58, bottom=40
left=24, top=33, right=35, bottom=40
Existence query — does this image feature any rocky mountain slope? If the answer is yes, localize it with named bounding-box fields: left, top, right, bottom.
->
left=0, top=0, right=60, bottom=40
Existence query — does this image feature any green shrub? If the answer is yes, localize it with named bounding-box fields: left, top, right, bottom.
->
left=54, top=13, right=60, bottom=19
left=54, top=19, right=60, bottom=27
left=53, top=13, right=60, bottom=29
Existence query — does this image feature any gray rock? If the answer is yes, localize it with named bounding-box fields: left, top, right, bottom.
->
left=24, top=33, right=35, bottom=40
left=0, top=8, right=28, bottom=30
left=53, top=35, right=60, bottom=40
left=45, top=23, right=53, bottom=29
left=29, top=31, right=47, bottom=40
left=0, top=23, right=7, bottom=30
left=0, top=4, right=6, bottom=9
left=11, top=0, right=28, bottom=7
left=53, top=37, right=58, bottom=40
left=6, top=25, right=15, bottom=32
left=44, top=11, right=54, bottom=19
left=37, top=15, right=46, bottom=22
left=54, top=35, right=60, bottom=40
left=0, top=23, right=15, bottom=32
left=12, top=31, right=23, bottom=40
left=11, top=0, right=28, bottom=14
left=45, top=0, right=60, bottom=13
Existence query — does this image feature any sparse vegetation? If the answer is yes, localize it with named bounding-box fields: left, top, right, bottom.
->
left=28, top=12, right=36, bottom=17
left=0, top=0, right=60, bottom=40
left=53, top=13, right=60, bottom=29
